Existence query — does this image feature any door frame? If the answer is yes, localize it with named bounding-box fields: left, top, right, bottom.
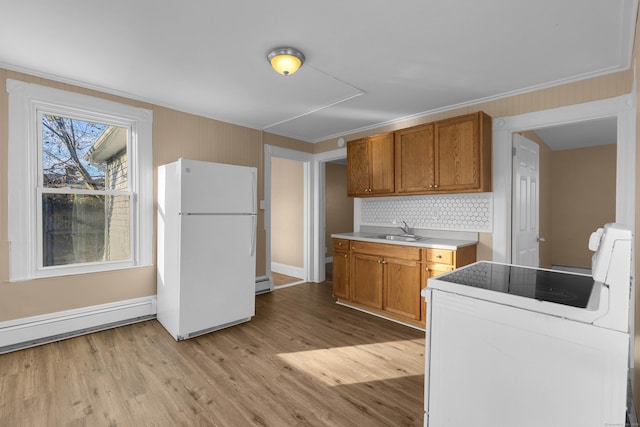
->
left=264, top=144, right=314, bottom=289
left=493, top=93, right=636, bottom=263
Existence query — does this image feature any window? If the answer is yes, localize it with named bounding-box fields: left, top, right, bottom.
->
left=7, top=79, right=153, bottom=280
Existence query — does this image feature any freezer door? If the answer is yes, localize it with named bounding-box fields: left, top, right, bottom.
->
left=178, top=214, right=256, bottom=337
left=179, top=159, right=256, bottom=214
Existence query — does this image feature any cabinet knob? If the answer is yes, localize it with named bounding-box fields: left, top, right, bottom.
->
left=344, top=254, right=348, bottom=258
left=434, top=184, right=439, bottom=189
left=428, top=184, right=434, bottom=188
left=435, top=255, right=442, bottom=259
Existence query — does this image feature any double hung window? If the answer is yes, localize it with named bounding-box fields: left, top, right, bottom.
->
left=7, top=79, right=153, bottom=280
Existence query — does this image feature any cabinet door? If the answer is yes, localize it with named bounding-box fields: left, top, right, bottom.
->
left=395, top=124, right=435, bottom=193
left=368, top=133, right=395, bottom=195
left=435, top=114, right=480, bottom=192
left=347, top=138, right=371, bottom=196
left=351, top=252, right=383, bottom=308
left=332, top=249, right=350, bottom=300
left=383, top=257, right=423, bottom=320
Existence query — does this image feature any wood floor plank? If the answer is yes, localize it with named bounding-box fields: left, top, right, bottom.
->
left=0, top=282, right=424, bottom=426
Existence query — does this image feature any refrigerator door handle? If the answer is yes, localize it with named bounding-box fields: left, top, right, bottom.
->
left=250, top=215, right=256, bottom=256
left=251, top=171, right=257, bottom=214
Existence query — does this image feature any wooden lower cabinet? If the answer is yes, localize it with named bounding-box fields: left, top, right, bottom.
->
left=383, top=256, right=422, bottom=320
left=425, top=263, right=454, bottom=279
left=332, top=248, right=351, bottom=299
left=350, top=241, right=423, bottom=323
left=332, top=239, right=351, bottom=300
left=332, top=238, right=477, bottom=327
left=351, top=252, right=383, bottom=308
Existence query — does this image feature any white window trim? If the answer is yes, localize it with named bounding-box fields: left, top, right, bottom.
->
left=6, top=79, right=153, bottom=281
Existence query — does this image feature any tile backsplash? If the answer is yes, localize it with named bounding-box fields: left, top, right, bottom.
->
left=360, top=193, right=493, bottom=232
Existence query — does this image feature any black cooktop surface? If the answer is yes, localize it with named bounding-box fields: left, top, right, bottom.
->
left=435, top=262, right=596, bottom=308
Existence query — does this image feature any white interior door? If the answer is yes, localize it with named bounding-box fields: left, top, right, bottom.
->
left=512, top=134, right=540, bottom=267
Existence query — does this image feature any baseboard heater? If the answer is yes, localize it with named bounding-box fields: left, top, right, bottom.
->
left=255, top=276, right=272, bottom=294
left=0, top=296, right=156, bottom=354
left=2, top=276, right=272, bottom=354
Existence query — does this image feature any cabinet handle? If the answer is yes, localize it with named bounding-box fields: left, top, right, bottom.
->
left=428, top=184, right=434, bottom=188
left=434, top=184, right=439, bottom=189
left=381, top=260, right=386, bottom=264
left=435, top=255, right=442, bottom=259
left=344, top=254, right=348, bottom=258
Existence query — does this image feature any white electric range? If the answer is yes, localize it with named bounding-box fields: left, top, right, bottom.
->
left=422, top=223, right=633, bottom=427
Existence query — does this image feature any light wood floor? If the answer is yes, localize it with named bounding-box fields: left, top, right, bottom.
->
left=271, top=272, right=302, bottom=286
left=0, top=282, right=425, bottom=426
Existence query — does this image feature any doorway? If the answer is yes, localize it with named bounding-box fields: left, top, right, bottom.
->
left=511, top=118, right=617, bottom=272
left=264, top=145, right=313, bottom=291
left=313, top=147, right=349, bottom=283
left=493, top=94, right=635, bottom=265
left=323, top=159, right=354, bottom=282
left=271, top=156, right=306, bottom=287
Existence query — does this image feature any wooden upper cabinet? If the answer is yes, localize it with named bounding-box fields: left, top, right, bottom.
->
left=347, top=133, right=394, bottom=196
left=347, top=112, right=491, bottom=197
left=434, top=112, right=492, bottom=193
left=395, top=124, right=435, bottom=194
left=347, top=138, right=370, bottom=195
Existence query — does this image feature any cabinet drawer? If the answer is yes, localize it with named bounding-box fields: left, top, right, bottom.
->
left=333, top=238, right=350, bottom=251
left=350, top=241, right=421, bottom=261
left=426, top=263, right=454, bottom=277
left=426, top=249, right=454, bottom=265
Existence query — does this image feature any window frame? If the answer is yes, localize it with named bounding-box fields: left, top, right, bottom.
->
left=7, top=79, right=153, bottom=281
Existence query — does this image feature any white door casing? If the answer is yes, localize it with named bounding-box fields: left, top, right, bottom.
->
left=512, top=134, right=540, bottom=268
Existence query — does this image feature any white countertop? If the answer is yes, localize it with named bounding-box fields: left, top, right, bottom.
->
left=331, top=232, right=477, bottom=250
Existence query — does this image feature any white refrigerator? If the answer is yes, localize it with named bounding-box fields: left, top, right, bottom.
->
left=157, top=158, right=257, bottom=341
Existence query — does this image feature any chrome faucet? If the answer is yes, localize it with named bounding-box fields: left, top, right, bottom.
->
left=399, top=221, right=411, bottom=235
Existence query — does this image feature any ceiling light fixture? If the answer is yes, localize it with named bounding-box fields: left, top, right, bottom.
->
left=267, top=47, right=305, bottom=76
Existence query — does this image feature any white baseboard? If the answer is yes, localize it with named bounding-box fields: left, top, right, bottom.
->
left=271, top=262, right=304, bottom=279
left=0, top=296, right=157, bottom=353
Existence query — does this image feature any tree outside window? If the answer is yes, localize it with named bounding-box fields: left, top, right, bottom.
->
left=41, top=114, right=130, bottom=267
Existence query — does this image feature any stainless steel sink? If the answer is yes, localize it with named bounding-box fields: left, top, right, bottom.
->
left=376, top=234, right=424, bottom=242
